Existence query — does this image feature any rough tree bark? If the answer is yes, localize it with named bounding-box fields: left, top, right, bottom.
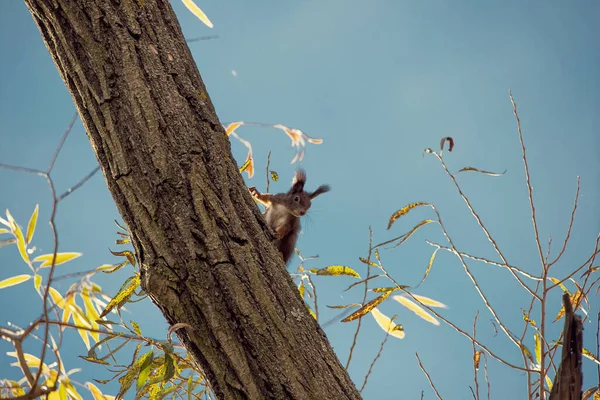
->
left=23, top=1, right=361, bottom=399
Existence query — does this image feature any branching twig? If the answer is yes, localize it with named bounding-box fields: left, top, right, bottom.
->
left=416, top=352, right=443, bottom=400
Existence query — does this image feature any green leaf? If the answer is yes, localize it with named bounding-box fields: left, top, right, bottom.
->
left=136, top=351, right=154, bottom=391
left=309, top=265, right=361, bottom=279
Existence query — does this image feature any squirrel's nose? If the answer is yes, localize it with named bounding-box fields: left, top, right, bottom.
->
left=299, top=210, right=306, bottom=216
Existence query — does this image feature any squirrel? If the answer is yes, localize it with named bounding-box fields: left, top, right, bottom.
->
left=249, top=169, right=330, bottom=264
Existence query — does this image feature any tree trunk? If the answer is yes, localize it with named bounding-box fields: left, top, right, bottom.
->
left=23, top=1, right=361, bottom=399
left=548, top=294, right=583, bottom=400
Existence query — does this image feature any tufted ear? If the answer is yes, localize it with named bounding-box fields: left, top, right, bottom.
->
left=310, top=184, right=330, bottom=199
left=289, top=169, right=306, bottom=193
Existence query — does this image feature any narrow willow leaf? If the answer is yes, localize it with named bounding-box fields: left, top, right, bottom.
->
left=391, top=219, right=436, bottom=249
left=34, top=274, right=42, bottom=292
left=370, top=307, right=405, bottom=339
left=181, top=0, right=214, bottom=28
left=34, top=252, right=82, bottom=268
left=582, top=387, right=599, bottom=400
left=341, top=291, right=393, bottom=323
left=81, top=290, right=100, bottom=342
left=554, top=290, right=582, bottom=322
left=0, top=238, right=16, bottom=248
left=454, top=166, right=506, bottom=177
left=298, top=283, right=305, bottom=299
left=582, top=347, right=600, bottom=365
left=270, top=171, right=279, bottom=181
left=521, top=308, right=537, bottom=327
left=98, top=260, right=128, bottom=274
left=474, top=350, right=483, bottom=370
left=0, top=228, right=9, bottom=234
left=359, top=257, right=378, bottom=267
left=131, top=321, right=142, bottom=336
left=73, top=311, right=91, bottom=350
left=6, top=352, right=50, bottom=375
left=63, top=379, right=83, bottom=400
left=0, top=274, right=31, bottom=289
left=417, top=249, right=438, bottom=287
left=309, top=265, right=360, bottom=279
left=410, top=294, right=447, bottom=308
left=100, top=275, right=141, bottom=318
left=387, top=202, right=430, bottom=230
left=534, top=333, right=541, bottom=364
left=86, top=382, right=114, bottom=400
left=440, top=136, right=454, bottom=152
left=48, top=287, right=66, bottom=309
left=522, top=344, right=535, bottom=365
left=393, top=295, right=439, bottom=326
left=371, top=286, right=409, bottom=293
left=136, top=351, right=155, bottom=391
left=238, top=152, right=254, bottom=178
left=326, top=303, right=360, bottom=309
left=109, top=249, right=136, bottom=267
left=224, top=122, right=243, bottom=136
left=549, top=277, right=569, bottom=293
left=12, top=221, right=29, bottom=264
left=306, top=306, right=317, bottom=320
left=545, top=375, right=553, bottom=391
left=25, top=204, right=39, bottom=244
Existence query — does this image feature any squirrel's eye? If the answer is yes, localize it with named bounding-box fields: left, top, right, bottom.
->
left=294, top=196, right=300, bottom=202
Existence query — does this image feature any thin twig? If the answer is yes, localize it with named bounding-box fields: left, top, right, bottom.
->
left=345, top=227, right=373, bottom=370
left=359, top=325, right=391, bottom=393
left=548, top=176, right=580, bottom=268
left=57, top=166, right=101, bottom=202
left=47, top=112, right=78, bottom=174
left=265, top=151, right=272, bottom=193
left=416, top=352, right=443, bottom=400
left=472, top=312, right=480, bottom=400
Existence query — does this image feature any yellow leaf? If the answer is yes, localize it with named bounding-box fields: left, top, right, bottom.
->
left=181, top=0, right=214, bottom=28
left=99, top=275, right=141, bottom=318
left=545, top=374, right=553, bottom=391
left=582, top=347, right=600, bottom=364
left=87, top=382, right=117, bottom=400
left=239, top=152, right=254, bottom=178
left=270, top=171, right=279, bottom=181
left=549, top=277, right=569, bottom=293
left=6, top=352, right=50, bottom=375
left=0, top=228, right=9, bottom=234
left=34, top=274, right=42, bottom=292
left=34, top=252, right=82, bottom=268
left=298, top=282, right=305, bottom=299
left=474, top=350, right=483, bottom=370
left=372, top=286, right=409, bottom=293
left=63, top=379, right=83, bottom=400
left=534, top=333, right=541, bottom=364
left=521, top=308, right=537, bottom=327
left=73, top=311, right=91, bottom=350
left=0, top=274, right=32, bottom=289
left=417, top=249, right=438, bottom=287
left=224, top=122, right=243, bottom=136
left=387, top=202, right=430, bottom=230
left=7, top=211, right=29, bottom=264
left=48, top=287, right=66, bottom=309
left=359, top=257, right=378, bottom=267
left=370, top=307, right=405, bottom=339
left=26, top=204, right=39, bottom=244
left=410, top=294, right=447, bottom=308
left=310, top=265, right=361, bottom=279
left=81, top=290, right=100, bottom=342
left=342, top=291, right=393, bottom=323
left=393, top=295, right=440, bottom=326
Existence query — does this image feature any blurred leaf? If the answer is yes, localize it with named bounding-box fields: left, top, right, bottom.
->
left=0, top=274, right=31, bottom=289
left=224, top=122, right=243, bottom=136
left=181, top=0, right=214, bottom=28
left=342, top=290, right=393, bottom=323
left=440, top=136, right=454, bottom=152
left=0, top=228, right=9, bottom=234
left=370, top=307, right=405, bottom=339
left=410, top=294, right=447, bottom=308
left=34, top=274, right=42, bottom=292
left=26, top=204, right=39, bottom=244
left=392, top=219, right=436, bottom=248
left=298, top=282, right=305, bottom=299
left=11, top=218, right=29, bottom=264
left=239, top=151, right=254, bottom=178
left=0, top=238, right=16, bottom=248
left=326, top=303, right=360, bottom=309
left=309, top=265, right=360, bottom=279
left=34, top=252, right=82, bottom=268
left=455, top=166, right=506, bottom=177
left=554, top=290, right=582, bottom=322
left=86, top=382, right=116, bottom=400
left=131, top=320, right=142, bottom=336
left=136, top=350, right=154, bottom=391
left=270, top=171, right=279, bottom=181
left=582, top=387, right=598, bottom=400
left=387, top=202, right=430, bottom=230
left=393, top=295, right=439, bottom=326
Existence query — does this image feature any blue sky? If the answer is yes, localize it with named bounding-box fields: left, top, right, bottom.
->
left=1, top=1, right=599, bottom=399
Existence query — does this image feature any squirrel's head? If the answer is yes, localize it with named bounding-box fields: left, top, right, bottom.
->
left=286, top=169, right=330, bottom=217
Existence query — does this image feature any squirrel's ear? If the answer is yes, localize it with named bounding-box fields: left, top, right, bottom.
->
left=290, top=169, right=306, bottom=193
left=310, top=184, right=330, bottom=199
